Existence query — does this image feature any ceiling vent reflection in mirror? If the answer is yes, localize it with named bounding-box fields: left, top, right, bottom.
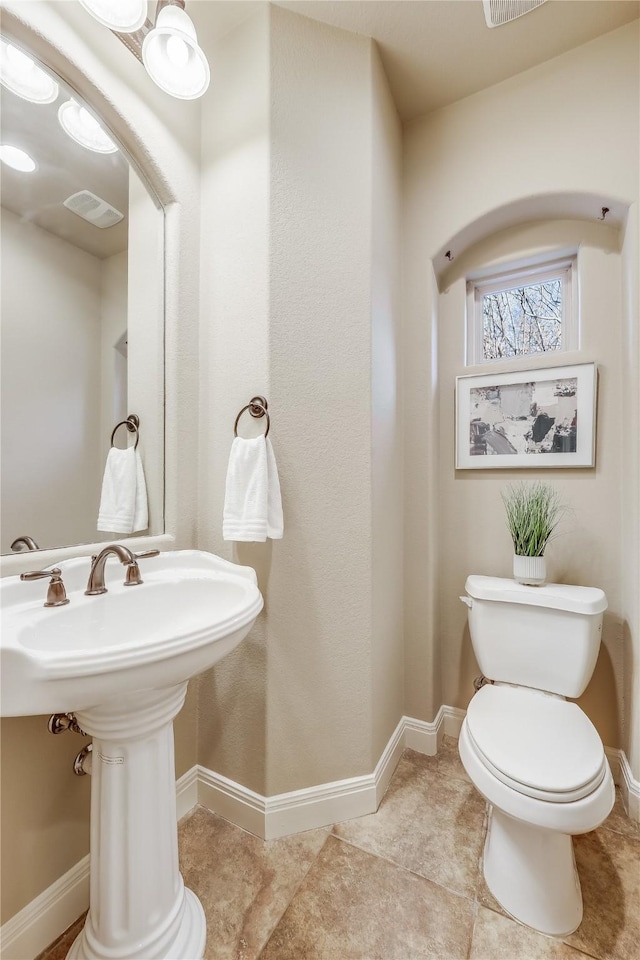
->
left=483, top=0, right=547, bottom=28
left=64, top=190, right=124, bottom=229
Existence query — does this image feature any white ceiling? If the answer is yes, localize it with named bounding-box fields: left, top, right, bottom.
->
left=1, top=76, right=130, bottom=259
left=273, top=0, right=640, bottom=120
left=1, top=0, right=637, bottom=257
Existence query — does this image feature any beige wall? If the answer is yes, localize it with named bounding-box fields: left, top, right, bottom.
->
left=195, top=4, right=403, bottom=794
left=437, top=220, right=624, bottom=748
left=99, top=250, right=128, bottom=468
left=370, top=44, right=404, bottom=760
left=0, top=208, right=103, bottom=553
left=127, top=167, right=164, bottom=538
left=620, top=202, right=640, bottom=776
left=194, top=2, right=271, bottom=795
left=402, top=23, right=639, bottom=767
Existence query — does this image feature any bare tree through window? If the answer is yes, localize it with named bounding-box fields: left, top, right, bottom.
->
left=482, top=278, right=562, bottom=360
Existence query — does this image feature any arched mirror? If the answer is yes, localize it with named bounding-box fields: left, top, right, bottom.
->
left=0, top=35, right=164, bottom=554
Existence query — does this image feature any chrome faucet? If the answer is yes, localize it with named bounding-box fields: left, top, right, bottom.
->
left=11, top=535, right=40, bottom=552
left=85, top=545, right=159, bottom=595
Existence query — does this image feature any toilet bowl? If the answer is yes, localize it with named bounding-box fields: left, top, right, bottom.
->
left=459, top=684, right=614, bottom=935
left=458, top=576, right=614, bottom=937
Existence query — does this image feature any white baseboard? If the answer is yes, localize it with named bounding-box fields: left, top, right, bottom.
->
left=374, top=716, right=406, bottom=807
left=0, top=855, right=89, bottom=960
left=403, top=707, right=443, bottom=755
left=442, top=705, right=466, bottom=739
left=176, top=764, right=199, bottom=820
left=612, top=748, right=640, bottom=821
left=197, top=767, right=266, bottom=838
left=198, top=718, right=407, bottom=841
left=605, top=746, right=622, bottom=786
left=5, top=710, right=638, bottom=960
left=403, top=705, right=466, bottom=755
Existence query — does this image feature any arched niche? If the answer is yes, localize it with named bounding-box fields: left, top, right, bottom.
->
left=434, top=191, right=631, bottom=291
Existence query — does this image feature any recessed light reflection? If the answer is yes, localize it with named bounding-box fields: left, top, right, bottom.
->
left=58, top=99, right=118, bottom=154
left=0, top=144, right=37, bottom=172
left=0, top=39, right=59, bottom=104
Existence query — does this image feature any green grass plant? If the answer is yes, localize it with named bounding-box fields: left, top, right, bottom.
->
left=501, top=481, right=564, bottom=558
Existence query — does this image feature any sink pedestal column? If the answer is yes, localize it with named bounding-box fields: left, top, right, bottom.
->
left=68, top=683, right=205, bottom=960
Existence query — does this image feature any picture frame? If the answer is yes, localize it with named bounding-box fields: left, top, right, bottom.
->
left=455, top=362, right=597, bottom=469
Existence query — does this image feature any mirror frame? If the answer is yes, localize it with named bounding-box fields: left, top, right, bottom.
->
left=0, top=0, right=200, bottom=577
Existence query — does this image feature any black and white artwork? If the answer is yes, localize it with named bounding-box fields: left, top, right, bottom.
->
left=456, top=363, right=596, bottom=469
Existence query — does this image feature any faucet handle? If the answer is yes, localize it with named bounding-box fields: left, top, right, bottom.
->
left=20, top=568, right=70, bottom=608
left=122, top=550, right=159, bottom=587
left=124, top=561, right=143, bottom=586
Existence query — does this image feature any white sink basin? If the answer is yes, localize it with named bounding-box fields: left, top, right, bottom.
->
left=1, top=549, right=263, bottom=960
left=0, top=549, right=263, bottom=716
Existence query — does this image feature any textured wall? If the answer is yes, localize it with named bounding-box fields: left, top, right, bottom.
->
left=99, top=250, right=128, bottom=473
left=195, top=4, right=271, bottom=795
left=370, top=44, right=404, bottom=760
left=127, top=168, right=164, bottom=538
left=195, top=5, right=404, bottom=795
left=267, top=5, right=373, bottom=793
left=402, top=23, right=639, bottom=767
left=0, top=208, right=103, bottom=553
left=620, top=202, right=640, bottom=776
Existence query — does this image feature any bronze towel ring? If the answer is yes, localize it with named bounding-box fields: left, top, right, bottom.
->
left=234, top=396, right=270, bottom=438
left=111, top=414, right=140, bottom=449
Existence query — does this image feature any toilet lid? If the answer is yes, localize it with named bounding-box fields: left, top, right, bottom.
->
left=466, top=684, right=606, bottom=801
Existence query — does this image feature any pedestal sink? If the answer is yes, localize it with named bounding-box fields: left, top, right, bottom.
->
left=1, top=550, right=263, bottom=960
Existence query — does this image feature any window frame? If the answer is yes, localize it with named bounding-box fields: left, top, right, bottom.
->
left=465, top=255, right=578, bottom=366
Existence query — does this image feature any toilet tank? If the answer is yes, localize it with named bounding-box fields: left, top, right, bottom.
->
left=463, top=576, right=607, bottom=698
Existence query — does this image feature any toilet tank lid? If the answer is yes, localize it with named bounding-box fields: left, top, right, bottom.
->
left=465, top=576, right=607, bottom=615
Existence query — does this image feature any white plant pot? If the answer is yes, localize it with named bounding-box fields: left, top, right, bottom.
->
left=513, top=554, right=546, bottom=586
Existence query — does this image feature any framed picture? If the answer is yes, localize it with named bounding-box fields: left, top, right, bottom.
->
left=455, top=362, right=597, bottom=469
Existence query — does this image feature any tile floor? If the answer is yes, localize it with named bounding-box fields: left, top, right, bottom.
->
left=38, top=739, right=640, bottom=960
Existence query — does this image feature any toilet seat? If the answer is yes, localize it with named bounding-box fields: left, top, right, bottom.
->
left=466, top=683, right=607, bottom=803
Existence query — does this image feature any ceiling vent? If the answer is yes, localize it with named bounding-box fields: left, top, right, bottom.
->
left=483, top=0, right=547, bottom=28
left=63, top=190, right=124, bottom=229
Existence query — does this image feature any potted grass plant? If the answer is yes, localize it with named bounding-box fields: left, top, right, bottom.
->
left=502, top=481, right=564, bottom=585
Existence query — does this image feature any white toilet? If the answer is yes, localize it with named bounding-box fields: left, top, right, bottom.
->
left=458, top=575, right=614, bottom=937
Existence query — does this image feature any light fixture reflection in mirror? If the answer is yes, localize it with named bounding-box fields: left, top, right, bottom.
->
left=58, top=99, right=119, bottom=154
left=0, top=39, right=59, bottom=103
left=0, top=144, right=37, bottom=172
left=0, top=34, right=165, bottom=555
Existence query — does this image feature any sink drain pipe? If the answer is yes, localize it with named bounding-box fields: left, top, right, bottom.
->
left=73, top=743, right=93, bottom=776
left=48, top=713, right=93, bottom=775
left=48, top=712, right=86, bottom=735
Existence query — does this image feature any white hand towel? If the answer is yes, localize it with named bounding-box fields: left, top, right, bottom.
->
left=223, top=436, right=284, bottom=542
left=133, top=449, right=148, bottom=532
left=97, top=447, right=149, bottom=534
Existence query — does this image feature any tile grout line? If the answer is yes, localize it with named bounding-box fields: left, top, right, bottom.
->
left=466, top=899, right=480, bottom=960
left=255, top=831, right=334, bottom=959
left=326, top=831, right=483, bottom=908
left=595, top=821, right=640, bottom=843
